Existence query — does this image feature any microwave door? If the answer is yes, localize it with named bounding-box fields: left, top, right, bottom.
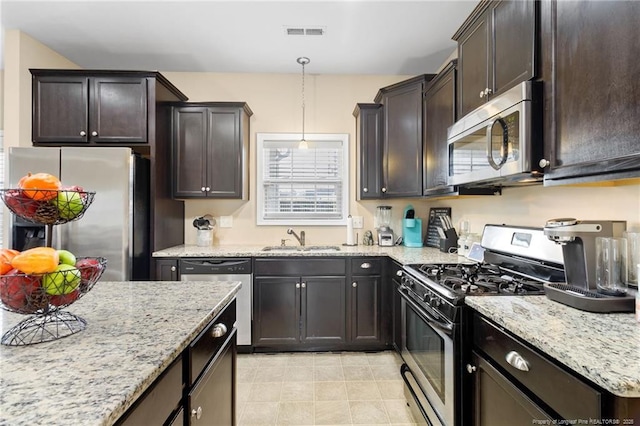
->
left=496, top=101, right=532, bottom=179
left=447, top=121, right=501, bottom=186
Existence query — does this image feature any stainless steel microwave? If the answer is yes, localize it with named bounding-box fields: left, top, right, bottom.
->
left=447, top=81, right=543, bottom=187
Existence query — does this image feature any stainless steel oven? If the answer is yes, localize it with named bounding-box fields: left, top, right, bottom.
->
left=447, top=80, right=543, bottom=187
left=398, top=279, right=459, bottom=426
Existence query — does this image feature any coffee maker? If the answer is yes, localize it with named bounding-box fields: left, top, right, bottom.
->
left=402, top=205, right=423, bottom=247
left=543, top=218, right=626, bottom=290
left=376, top=206, right=394, bottom=246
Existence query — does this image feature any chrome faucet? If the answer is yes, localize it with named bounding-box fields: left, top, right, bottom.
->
left=286, top=228, right=305, bottom=246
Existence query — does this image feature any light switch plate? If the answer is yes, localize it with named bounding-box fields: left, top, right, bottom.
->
left=219, top=216, right=233, bottom=228
left=352, top=216, right=364, bottom=228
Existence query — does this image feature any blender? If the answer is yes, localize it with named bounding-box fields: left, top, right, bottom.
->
left=376, top=206, right=394, bottom=246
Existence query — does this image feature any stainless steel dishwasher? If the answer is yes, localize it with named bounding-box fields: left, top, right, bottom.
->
left=180, top=258, right=252, bottom=349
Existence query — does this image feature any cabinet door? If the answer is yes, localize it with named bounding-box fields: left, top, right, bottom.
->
left=349, top=275, right=381, bottom=344
left=32, top=76, right=89, bottom=143
left=543, top=0, right=640, bottom=184
left=206, top=108, right=243, bottom=198
left=188, top=335, right=236, bottom=426
left=424, top=63, right=456, bottom=195
left=390, top=263, right=403, bottom=352
left=89, top=77, right=148, bottom=143
left=301, top=276, right=347, bottom=345
left=382, top=82, right=424, bottom=197
left=173, top=107, right=208, bottom=198
left=491, top=0, right=536, bottom=98
left=470, top=351, right=553, bottom=425
left=354, top=104, right=383, bottom=199
left=253, top=277, right=301, bottom=346
left=155, top=259, right=178, bottom=281
left=458, top=13, right=489, bottom=118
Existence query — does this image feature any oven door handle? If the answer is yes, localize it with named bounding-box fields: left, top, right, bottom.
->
left=401, top=364, right=435, bottom=426
left=399, top=289, right=453, bottom=336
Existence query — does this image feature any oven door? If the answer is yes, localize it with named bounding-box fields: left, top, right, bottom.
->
left=400, top=289, right=455, bottom=426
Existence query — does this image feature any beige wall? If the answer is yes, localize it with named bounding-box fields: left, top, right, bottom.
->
left=4, top=30, right=640, bottom=248
left=0, top=69, right=4, bottom=131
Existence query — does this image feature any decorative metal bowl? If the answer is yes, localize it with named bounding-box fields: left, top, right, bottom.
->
left=0, top=188, right=96, bottom=225
left=0, top=257, right=107, bottom=346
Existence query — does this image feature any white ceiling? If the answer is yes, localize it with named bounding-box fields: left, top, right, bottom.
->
left=1, top=0, right=478, bottom=75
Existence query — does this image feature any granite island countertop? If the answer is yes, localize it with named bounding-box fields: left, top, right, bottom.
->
left=465, top=295, right=640, bottom=398
left=153, top=243, right=463, bottom=265
left=0, top=280, right=241, bottom=426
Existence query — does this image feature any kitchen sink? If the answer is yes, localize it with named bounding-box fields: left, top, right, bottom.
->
left=261, top=245, right=341, bottom=252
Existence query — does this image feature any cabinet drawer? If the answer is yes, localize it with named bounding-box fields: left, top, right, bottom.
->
left=254, top=258, right=346, bottom=276
left=350, top=257, right=382, bottom=275
left=117, top=356, right=183, bottom=426
left=474, top=314, right=601, bottom=419
left=187, top=300, right=236, bottom=386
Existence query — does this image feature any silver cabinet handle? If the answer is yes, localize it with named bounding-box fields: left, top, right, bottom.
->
left=205, top=187, right=210, bottom=191
left=479, top=90, right=485, bottom=99
left=211, top=323, right=227, bottom=338
left=466, top=364, right=477, bottom=373
left=505, top=351, right=530, bottom=372
left=296, top=283, right=301, bottom=289
left=363, top=187, right=368, bottom=193
left=301, top=282, right=306, bottom=288
left=360, top=262, right=371, bottom=269
left=352, top=282, right=357, bottom=288
left=539, top=158, right=550, bottom=168
left=486, top=88, right=492, bottom=96
left=201, top=187, right=206, bottom=192
left=381, top=187, right=387, bottom=193
left=170, top=266, right=176, bottom=272
left=396, top=270, right=403, bottom=277
left=80, top=130, right=86, bottom=136
left=91, top=131, right=98, bottom=137
left=191, top=406, right=202, bottom=419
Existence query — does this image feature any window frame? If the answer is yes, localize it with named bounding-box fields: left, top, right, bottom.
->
left=256, top=132, right=350, bottom=226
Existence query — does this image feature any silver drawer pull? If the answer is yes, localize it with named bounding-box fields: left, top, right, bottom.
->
left=191, top=406, right=202, bottom=419
left=360, top=262, right=371, bottom=269
left=505, top=350, right=530, bottom=372
left=396, top=270, right=402, bottom=277
left=211, top=323, right=227, bottom=338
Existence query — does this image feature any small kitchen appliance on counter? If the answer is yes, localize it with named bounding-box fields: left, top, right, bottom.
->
left=193, top=214, right=216, bottom=247
left=402, top=205, right=423, bottom=247
left=543, top=218, right=634, bottom=313
left=376, top=205, right=394, bottom=246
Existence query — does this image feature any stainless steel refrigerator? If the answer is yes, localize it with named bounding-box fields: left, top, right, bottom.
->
left=8, top=147, right=150, bottom=281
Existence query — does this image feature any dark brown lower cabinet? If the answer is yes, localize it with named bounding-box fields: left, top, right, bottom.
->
left=471, top=351, right=553, bottom=425
left=389, top=261, right=403, bottom=352
left=155, top=258, right=179, bottom=280
left=253, top=275, right=347, bottom=350
left=348, top=275, right=381, bottom=345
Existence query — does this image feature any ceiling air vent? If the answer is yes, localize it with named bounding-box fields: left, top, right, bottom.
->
left=284, top=26, right=326, bottom=36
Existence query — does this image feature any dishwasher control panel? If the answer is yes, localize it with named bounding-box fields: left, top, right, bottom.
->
left=180, top=258, right=252, bottom=274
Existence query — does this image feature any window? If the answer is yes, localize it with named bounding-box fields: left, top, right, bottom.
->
left=257, top=133, right=349, bottom=225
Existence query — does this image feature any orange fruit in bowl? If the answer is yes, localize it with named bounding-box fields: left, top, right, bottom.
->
left=19, top=172, right=61, bottom=201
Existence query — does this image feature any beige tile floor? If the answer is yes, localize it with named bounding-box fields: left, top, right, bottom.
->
left=236, top=350, right=419, bottom=425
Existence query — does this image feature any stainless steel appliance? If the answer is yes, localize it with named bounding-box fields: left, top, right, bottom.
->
left=399, top=224, right=566, bottom=425
left=8, top=147, right=150, bottom=281
left=376, top=205, right=394, bottom=246
left=447, top=81, right=543, bottom=187
left=180, top=258, right=252, bottom=349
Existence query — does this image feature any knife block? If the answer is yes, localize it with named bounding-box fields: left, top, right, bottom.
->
left=439, top=228, right=458, bottom=253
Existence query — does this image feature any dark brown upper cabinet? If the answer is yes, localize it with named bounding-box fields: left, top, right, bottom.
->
left=373, top=74, right=435, bottom=198
left=30, top=70, right=187, bottom=147
left=171, top=103, right=252, bottom=200
left=453, top=0, right=536, bottom=118
left=353, top=104, right=383, bottom=199
left=539, top=0, right=640, bottom=185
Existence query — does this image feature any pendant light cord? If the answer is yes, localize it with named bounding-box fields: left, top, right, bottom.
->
left=297, top=57, right=310, bottom=144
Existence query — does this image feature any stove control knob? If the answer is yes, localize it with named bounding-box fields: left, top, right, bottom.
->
left=396, top=270, right=403, bottom=277
left=430, top=297, right=441, bottom=308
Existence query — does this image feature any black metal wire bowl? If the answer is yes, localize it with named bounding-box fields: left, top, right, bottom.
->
left=0, top=188, right=96, bottom=226
left=0, top=257, right=107, bottom=346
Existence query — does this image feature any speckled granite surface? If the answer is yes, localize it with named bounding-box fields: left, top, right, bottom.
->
left=153, top=244, right=462, bottom=265
left=465, top=295, right=640, bottom=398
left=0, top=280, right=240, bottom=426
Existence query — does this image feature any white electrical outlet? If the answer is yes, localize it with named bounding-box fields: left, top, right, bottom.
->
left=219, top=216, right=233, bottom=228
left=352, top=216, right=364, bottom=228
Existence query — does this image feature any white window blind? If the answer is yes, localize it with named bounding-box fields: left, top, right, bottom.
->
left=257, top=133, right=349, bottom=225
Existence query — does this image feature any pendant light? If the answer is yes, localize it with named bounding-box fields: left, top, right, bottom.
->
left=297, top=56, right=310, bottom=149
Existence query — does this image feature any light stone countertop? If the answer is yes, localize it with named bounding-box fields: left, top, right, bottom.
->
left=465, top=295, right=640, bottom=398
left=152, top=243, right=463, bottom=265
left=0, top=280, right=241, bottom=426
